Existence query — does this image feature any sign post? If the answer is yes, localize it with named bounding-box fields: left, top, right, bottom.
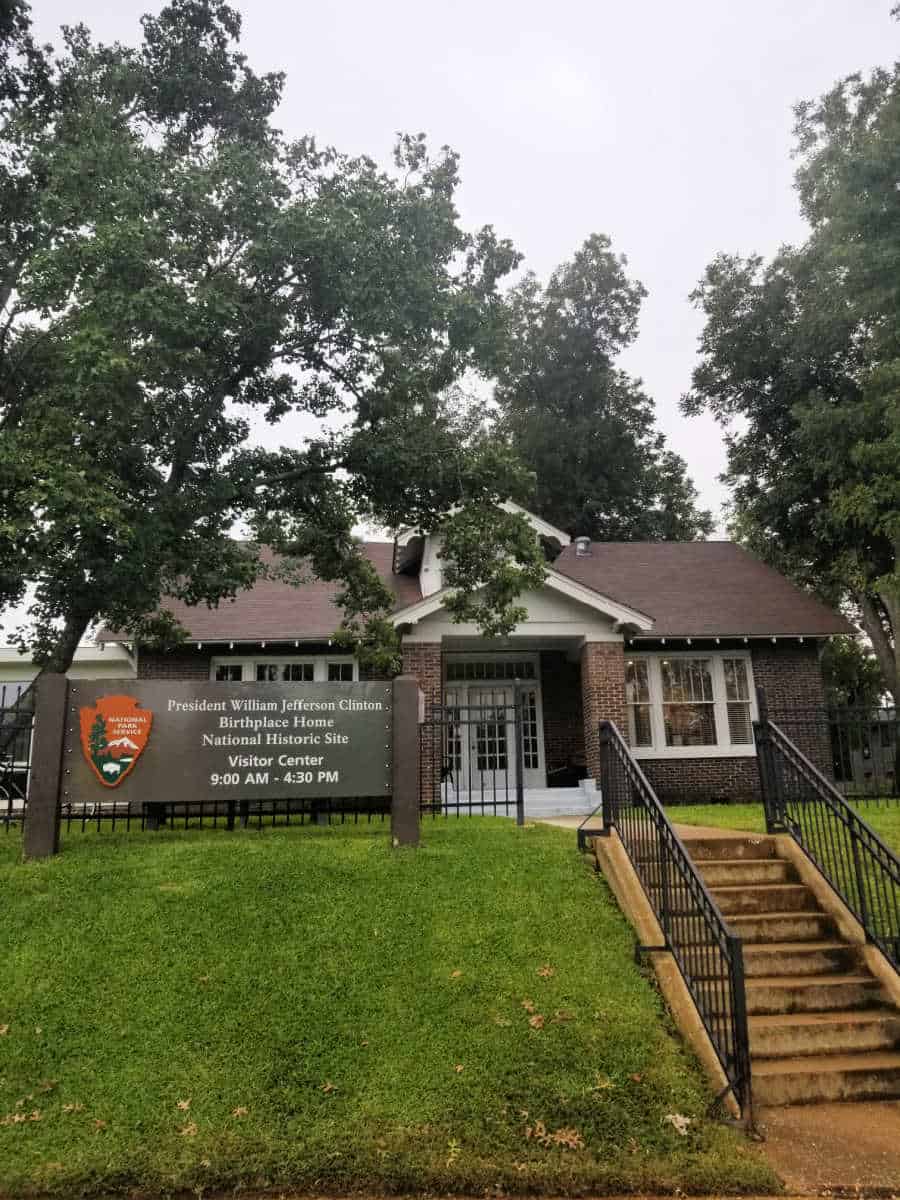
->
left=391, top=675, right=421, bottom=847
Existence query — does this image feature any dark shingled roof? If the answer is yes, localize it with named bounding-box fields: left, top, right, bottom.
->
left=552, top=541, right=853, bottom=638
left=99, top=543, right=422, bottom=644
left=99, top=536, right=852, bottom=644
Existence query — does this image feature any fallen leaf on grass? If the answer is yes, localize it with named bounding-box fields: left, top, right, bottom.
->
left=28, top=1110, right=42, bottom=1122
left=630, top=1073, right=643, bottom=1083
left=454, top=1064, right=464, bottom=1073
left=320, top=1082, right=336, bottom=1094
left=231, top=1107, right=248, bottom=1118
left=196, top=975, right=210, bottom=985
left=0, top=1025, right=8, bottom=1036
left=449, top=969, right=462, bottom=979
left=200, top=1158, right=212, bottom=1168
left=92, top=1119, right=107, bottom=1133
left=536, top=964, right=555, bottom=978
left=664, top=1112, right=691, bottom=1136
left=550, top=1126, right=583, bottom=1150
left=62, top=1102, right=84, bottom=1114
left=528, top=1014, right=545, bottom=1030
left=177, top=1121, right=198, bottom=1137
left=520, top=998, right=536, bottom=1012
left=525, top=1120, right=583, bottom=1150
left=34, top=1026, right=42, bottom=1035
left=176, top=1098, right=191, bottom=1111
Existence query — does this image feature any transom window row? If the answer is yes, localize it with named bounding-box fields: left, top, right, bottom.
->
left=211, top=657, right=357, bottom=683
left=445, top=660, right=537, bottom=681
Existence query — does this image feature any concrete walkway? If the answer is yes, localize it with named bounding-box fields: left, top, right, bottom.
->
left=756, top=1099, right=900, bottom=1193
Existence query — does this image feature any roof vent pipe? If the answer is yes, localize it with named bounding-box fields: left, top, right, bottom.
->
left=574, top=535, right=591, bottom=558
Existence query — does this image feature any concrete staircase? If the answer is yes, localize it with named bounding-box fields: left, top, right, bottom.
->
left=685, top=832, right=900, bottom=1106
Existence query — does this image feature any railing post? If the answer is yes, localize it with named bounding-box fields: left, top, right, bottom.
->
left=755, top=687, right=783, bottom=833
left=391, top=675, right=421, bottom=847
left=599, top=722, right=613, bottom=835
left=23, top=673, right=67, bottom=860
left=658, top=840, right=672, bottom=943
left=729, top=934, right=753, bottom=1126
left=849, top=824, right=871, bottom=937
left=513, top=682, right=525, bottom=827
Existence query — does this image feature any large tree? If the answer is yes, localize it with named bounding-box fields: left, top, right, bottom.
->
left=494, top=234, right=713, bottom=541
left=0, top=1, right=544, bottom=676
left=684, top=53, right=900, bottom=702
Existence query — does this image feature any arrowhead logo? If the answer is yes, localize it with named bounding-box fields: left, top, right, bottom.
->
left=79, top=695, right=153, bottom=788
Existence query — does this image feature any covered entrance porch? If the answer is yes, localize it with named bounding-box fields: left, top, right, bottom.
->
left=411, top=638, right=627, bottom=819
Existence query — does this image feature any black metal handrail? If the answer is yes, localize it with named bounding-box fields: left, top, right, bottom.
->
left=755, top=694, right=900, bottom=973
left=594, top=719, right=752, bottom=1119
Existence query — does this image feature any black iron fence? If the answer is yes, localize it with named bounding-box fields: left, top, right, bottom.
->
left=756, top=700, right=900, bottom=972
left=768, top=705, right=898, bottom=802
left=419, top=690, right=526, bottom=822
left=57, top=796, right=389, bottom=833
left=591, top=719, right=752, bottom=1119
left=0, top=683, right=33, bottom=829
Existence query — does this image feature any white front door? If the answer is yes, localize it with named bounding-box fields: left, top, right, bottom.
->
left=442, top=681, right=546, bottom=793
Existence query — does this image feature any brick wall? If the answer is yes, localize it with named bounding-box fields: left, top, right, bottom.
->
left=540, top=651, right=585, bottom=776
left=401, top=643, right=442, bottom=806
left=137, top=648, right=212, bottom=679
left=640, top=756, right=760, bottom=804
left=581, top=642, right=627, bottom=780
left=752, top=642, right=832, bottom=777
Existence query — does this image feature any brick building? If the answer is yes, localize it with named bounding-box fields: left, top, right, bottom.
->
left=100, top=504, right=852, bottom=816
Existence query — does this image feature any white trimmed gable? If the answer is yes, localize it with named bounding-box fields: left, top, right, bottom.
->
left=394, top=502, right=573, bottom=600
left=395, top=569, right=654, bottom=642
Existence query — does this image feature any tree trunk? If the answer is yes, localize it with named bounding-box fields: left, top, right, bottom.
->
left=37, top=610, right=95, bottom=678
left=858, top=590, right=898, bottom=706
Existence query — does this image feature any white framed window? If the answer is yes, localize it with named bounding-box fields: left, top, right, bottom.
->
left=625, top=652, right=758, bottom=758
left=210, top=655, right=358, bottom=683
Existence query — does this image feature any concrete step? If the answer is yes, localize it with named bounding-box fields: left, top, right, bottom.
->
left=746, top=974, right=890, bottom=1016
left=697, top=858, right=796, bottom=887
left=681, top=835, right=778, bottom=861
left=749, top=1010, right=900, bottom=1058
left=728, top=910, right=838, bottom=943
left=742, top=941, right=864, bottom=978
left=752, top=1052, right=900, bottom=1105
left=710, top=883, right=821, bottom=916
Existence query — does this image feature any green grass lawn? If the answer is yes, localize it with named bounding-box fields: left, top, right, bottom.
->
left=0, top=819, right=777, bottom=1197
left=669, top=801, right=900, bottom=854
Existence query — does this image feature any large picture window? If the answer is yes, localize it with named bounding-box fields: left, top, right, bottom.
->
left=661, top=658, right=716, bottom=747
left=625, top=653, right=757, bottom=758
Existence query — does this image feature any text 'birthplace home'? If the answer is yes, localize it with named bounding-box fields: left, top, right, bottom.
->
left=98, top=504, right=851, bottom=818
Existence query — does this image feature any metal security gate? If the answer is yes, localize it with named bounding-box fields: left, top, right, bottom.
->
left=420, top=687, right=527, bottom=823
left=0, top=682, right=34, bottom=830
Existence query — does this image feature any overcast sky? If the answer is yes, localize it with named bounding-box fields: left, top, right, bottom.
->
left=32, top=0, right=897, bottom=525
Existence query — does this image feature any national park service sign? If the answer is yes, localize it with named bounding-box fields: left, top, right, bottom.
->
left=78, top=694, right=153, bottom=788
left=65, top=680, right=392, bottom=804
